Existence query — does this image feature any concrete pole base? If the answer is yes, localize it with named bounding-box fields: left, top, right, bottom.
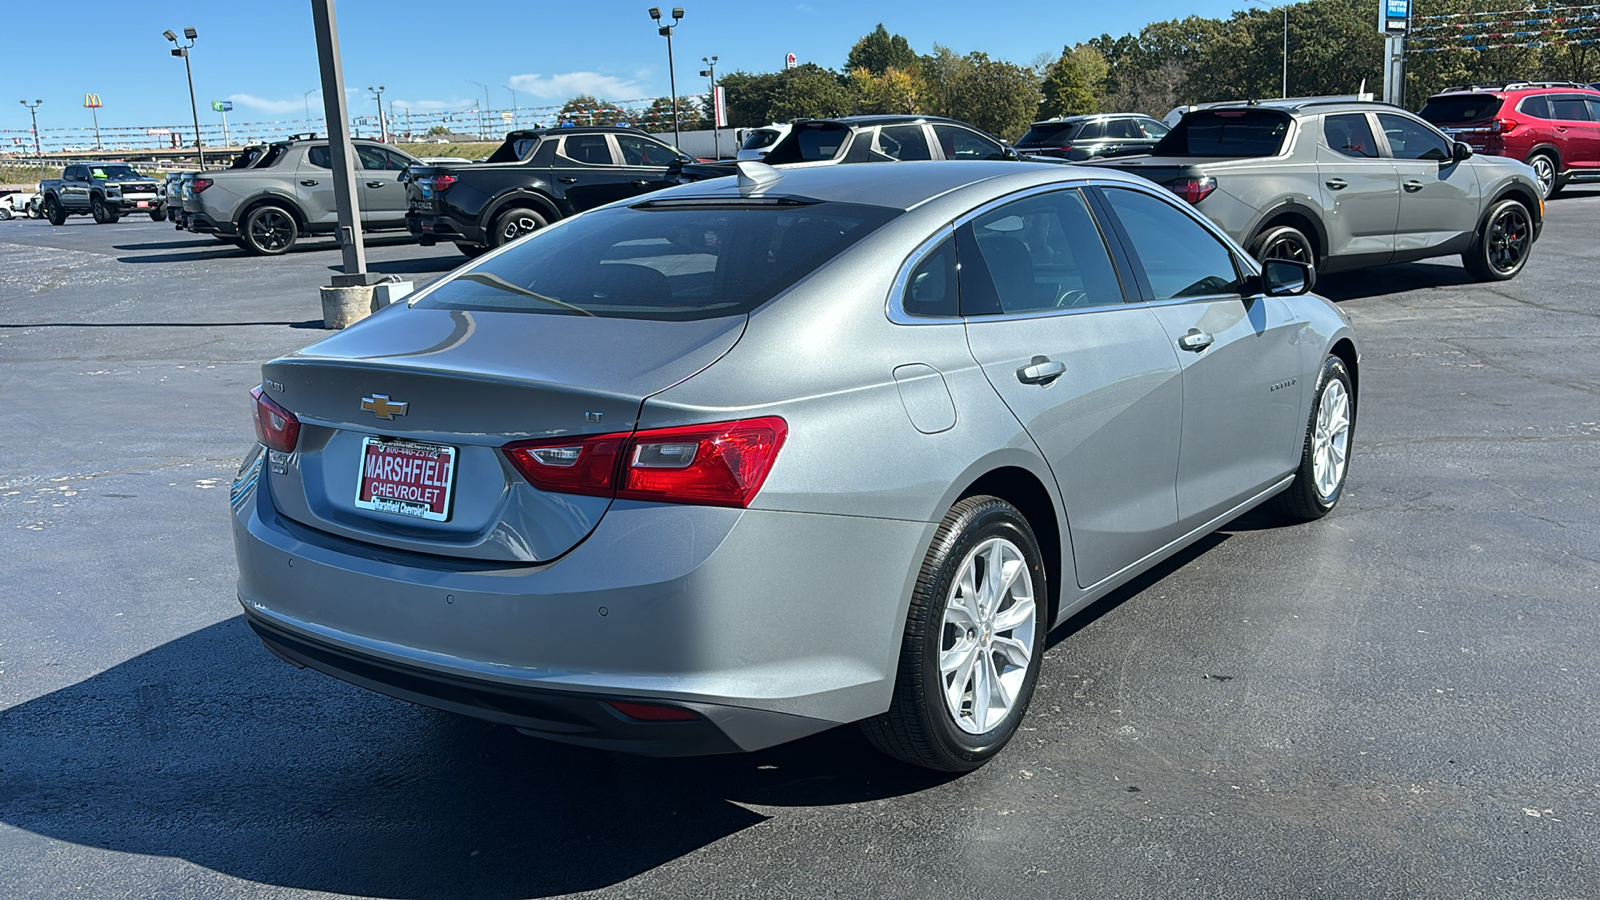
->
left=320, top=285, right=375, bottom=329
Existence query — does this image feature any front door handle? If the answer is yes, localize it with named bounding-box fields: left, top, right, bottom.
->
left=1016, top=356, right=1066, bottom=385
left=300, top=179, right=319, bottom=186
left=557, top=176, right=579, bottom=184
left=1403, top=180, right=1424, bottom=192
left=1177, top=329, right=1215, bottom=352
left=1325, top=178, right=1348, bottom=190
left=630, top=179, right=650, bottom=186
left=366, top=181, right=385, bottom=188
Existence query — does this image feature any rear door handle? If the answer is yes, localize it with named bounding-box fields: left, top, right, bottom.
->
left=1324, top=178, right=1348, bottom=190
left=557, top=176, right=579, bottom=184
left=1177, top=329, right=1215, bottom=352
left=366, top=181, right=385, bottom=188
left=1016, top=356, right=1066, bottom=385
left=1403, top=180, right=1424, bottom=192
left=300, top=179, right=319, bottom=186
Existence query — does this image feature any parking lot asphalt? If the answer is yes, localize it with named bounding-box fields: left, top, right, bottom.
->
left=2, top=199, right=1598, bottom=900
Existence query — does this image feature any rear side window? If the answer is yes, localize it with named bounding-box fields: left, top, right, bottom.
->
left=956, top=189, right=1124, bottom=316
left=561, top=135, right=615, bottom=165
left=415, top=201, right=900, bottom=320
left=1152, top=110, right=1291, bottom=157
left=1418, top=95, right=1504, bottom=124
left=766, top=123, right=850, bottom=163
left=1550, top=96, right=1591, bottom=120
left=1324, top=113, right=1379, bottom=158
left=1519, top=95, right=1551, bottom=119
left=901, top=236, right=958, bottom=317
left=1099, top=188, right=1241, bottom=301
left=306, top=145, right=331, bottom=168
left=1015, top=122, right=1080, bottom=148
left=1136, top=118, right=1170, bottom=140
left=741, top=129, right=783, bottom=151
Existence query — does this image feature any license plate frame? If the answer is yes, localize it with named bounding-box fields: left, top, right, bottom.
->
left=354, top=437, right=457, bottom=522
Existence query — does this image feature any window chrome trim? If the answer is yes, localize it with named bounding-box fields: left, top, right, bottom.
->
left=885, top=224, right=958, bottom=325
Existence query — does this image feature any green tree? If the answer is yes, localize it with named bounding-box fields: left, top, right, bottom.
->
left=426, top=125, right=450, bottom=135
left=1039, top=44, right=1109, bottom=118
left=558, top=95, right=628, bottom=126
left=768, top=64, right=854, bottom=120
left=850, top=65, right=927, bottom=115
left=637, top=96, right=706, bottom=132
left=718, top=70, right=783, bottom=126
left=846, top=24, right=920, bottom=76
left=945, top=52, right=1041, bottom=141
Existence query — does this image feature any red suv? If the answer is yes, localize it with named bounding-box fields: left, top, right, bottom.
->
left=1419, top=81, right=1600, bottom=199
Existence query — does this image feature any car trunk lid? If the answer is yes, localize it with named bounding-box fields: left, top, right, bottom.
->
left=258, top=307, right=745, bottom=562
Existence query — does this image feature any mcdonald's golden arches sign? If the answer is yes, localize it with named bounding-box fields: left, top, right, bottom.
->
left=84, top=93, right=102, bottom=108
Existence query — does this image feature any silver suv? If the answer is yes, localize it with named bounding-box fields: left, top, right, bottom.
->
left=1086, top=99, right=1545, bottom=281
left=182, top=136, right=419, bottom=255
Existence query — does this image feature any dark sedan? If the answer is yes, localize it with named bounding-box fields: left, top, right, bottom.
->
left=1015, top=114, right=1171, bottom=162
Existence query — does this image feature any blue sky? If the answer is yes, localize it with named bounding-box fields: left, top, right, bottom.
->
left=6, top=0, right=1253, bottom=146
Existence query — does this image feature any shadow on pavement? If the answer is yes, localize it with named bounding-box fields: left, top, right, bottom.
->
left=1315, top=262, right=1476, bottom=302
left=339, top=255, right=461, bottom=275
left=0, top=617, right=955, bottom=898
left=111, top=238, right=238, bottom=251
left=1047, top=532, right=1228, bottom=649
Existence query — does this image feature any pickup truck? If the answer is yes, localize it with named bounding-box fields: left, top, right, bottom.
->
left=404, top=125, right=691, bottom=256
left=181, top=134, right=419, bottom=254
left=41, top=162, right=164, bottom=225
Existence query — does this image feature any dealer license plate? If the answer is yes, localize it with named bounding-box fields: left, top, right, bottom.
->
left=354, top=437, right=457, bottom=521
left=136, top=200, right=149, bottom=208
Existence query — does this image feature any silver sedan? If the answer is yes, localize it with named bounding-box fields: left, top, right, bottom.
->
left=232, top=160, right=1360, bottom=771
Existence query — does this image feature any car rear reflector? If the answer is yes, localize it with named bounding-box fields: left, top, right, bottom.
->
left=251, top=386, right=300, bottom=452
left=431, top=174, right=458, bottom=191
left=502, top=416, right=788, bottom=508
left=1164, top=175, right=1218, bottom=204
left=606, top=700, right=700, bottom=722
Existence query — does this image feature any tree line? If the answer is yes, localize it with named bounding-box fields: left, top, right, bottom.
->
left=559, top=3, right=1598, bottom=143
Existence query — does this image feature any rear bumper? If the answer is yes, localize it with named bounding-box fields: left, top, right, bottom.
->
left=407, top=212, right=480, bottom=246
left=185, top=212, right=237, bottom=236
left=231, top=447, right=933, bottom=755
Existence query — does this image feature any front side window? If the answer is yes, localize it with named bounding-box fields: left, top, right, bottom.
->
left=1100, top=188, right=1241, bottom=301
left=933, top=124, right=1006, bottom=160
left=415, top=201, right=900, bottom=320
left=956, top=189, right=1124, bottom=316
left=1324, top=113, right=1379, bottom=159
left=560, top=134, right=615, bottom=166
left=1136, top=118, right=1170, bottom=140
left=355, top=145, right=392, bottom=170
left=1587, top=98, right=1600, bottom=121
left=615, top=134, right=676, bottom=167
left=1378, top=113, right=1451, bottom=162
left=876, top=124, right=933, bottom=161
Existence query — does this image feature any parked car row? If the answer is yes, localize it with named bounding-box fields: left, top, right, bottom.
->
left=1417, top=80, right=1600, bottom=200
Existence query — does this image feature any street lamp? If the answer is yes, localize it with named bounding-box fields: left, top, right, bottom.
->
left=163, top=26, right=205, bottom=167
left=699, top=55, right=719, bottom=158
left=1249, top=0, right=1288, bottom=99
left=467, top=80, right=490, bottom=139
left=504, top=85, right=520, bottom=130
left=648, top=7, right=684, bottom=148
left=20, top=100, right=43, bottom=184
left=367, top=85, right=386, bottom=142
left=303, top=88, right=318, bottom=127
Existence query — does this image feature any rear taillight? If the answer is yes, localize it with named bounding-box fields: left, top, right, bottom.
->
left=1164, top=175, right=1217, bottom=204
left=251, top=387, right=300, bottom=452
left=192, top=177, right=213, bottom=193
left=431, top=174, right=458, bottom=191
left=502, top=416, right=788, bottom=508
left=1492, top=118, right=1519, bottom=134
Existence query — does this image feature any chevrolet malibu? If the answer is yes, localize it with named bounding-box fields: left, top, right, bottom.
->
left=232, top=160, right=1360, bottom=772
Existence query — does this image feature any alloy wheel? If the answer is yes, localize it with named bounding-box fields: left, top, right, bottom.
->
left=251, top=210, right=294, bottom=252
left=502, top=215, right=541, bottom=241
left=1485, top=204, right=1531, bottom=276
left=939, top=537, right=1036, bottom=735
left=1262, top=234, right=1311, bottom=264
left=1530, top=156, right=1555, bottom=199
left=1312, top=379, right=1351, bottom=501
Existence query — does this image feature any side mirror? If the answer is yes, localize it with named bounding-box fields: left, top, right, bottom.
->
left=1259, top=258, right=1315, bottom=296
left=1452, top=140, right=1473, bottom=162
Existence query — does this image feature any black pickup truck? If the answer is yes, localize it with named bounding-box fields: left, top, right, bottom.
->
left=40, top=162, right=164, bottom=225
left=404, top=126, right=692, bottom=256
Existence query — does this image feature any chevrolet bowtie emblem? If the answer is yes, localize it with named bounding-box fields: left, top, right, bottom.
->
left=360, top=394, right=409, bottom=419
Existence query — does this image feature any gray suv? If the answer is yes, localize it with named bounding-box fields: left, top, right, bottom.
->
left=1086, top=99, right=1544, bottom=281
left=183, top=136, right=420, bottom=255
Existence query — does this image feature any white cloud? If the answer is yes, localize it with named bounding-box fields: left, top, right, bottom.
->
left=227, top=94, right=306, bottom=114
left=508, top=72, right=647, bottom=101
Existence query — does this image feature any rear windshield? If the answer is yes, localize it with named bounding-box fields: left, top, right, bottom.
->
left=414, top=201, right=900, bottom=320
left=764, top=123, right=851, bottom=163
left=1151, top=109, right=1291, bottom=157
left=1015, top=123, right=1081, bottom=148
left=1419, top=95, right=1504, bottom=124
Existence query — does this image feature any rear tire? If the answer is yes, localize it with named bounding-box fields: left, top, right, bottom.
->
left=489, top=207, right=547, bottom=248
left=1269, top=354, right=1354, bottom=522
left=241, top=204, right=299, bottom=255
left=1527, top=152, right=1560, bottom=200
left=1250, top=224, right=1317, bottom=271
left=861, top=495, right=1047, bottom=772
left=1462, top=198, right=1533, bottom=282
left=0, top=207, right=11, bottom=220
left=44, top=196, right=66, bottom=226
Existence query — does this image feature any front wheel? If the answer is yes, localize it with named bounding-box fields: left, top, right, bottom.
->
left=149, top=209, right=165, bottom=222
left=241, top=205, right=299, bottom=255
left=1269, top=354, right=1354, bottom=522
left=0, top=207, right=11, bottom=220
left=1250, top=224, right=1317, bottom=271
left=861, top=495, right=1047, bottom=772
left=91, top=196, right=119, bottom=224
left=1462, top=198, right=1532, bottom=282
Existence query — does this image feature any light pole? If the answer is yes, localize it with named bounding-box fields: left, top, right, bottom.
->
left=467, top=80, right=490, bottom=139
left=163, top=27, right=206, bottom=167
left=304, top=88, right=318, bottom=127
left=504, top=85, right=520, bottom=129
left=699, top=55, right=719, bottom=158
left=648, top=7, right=684, bottom=148
left=1249, top=0, right=1288, bottom=99
left=20, top=100, right=43, bottom=184
left=367, top=85, right=387, bottom=142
